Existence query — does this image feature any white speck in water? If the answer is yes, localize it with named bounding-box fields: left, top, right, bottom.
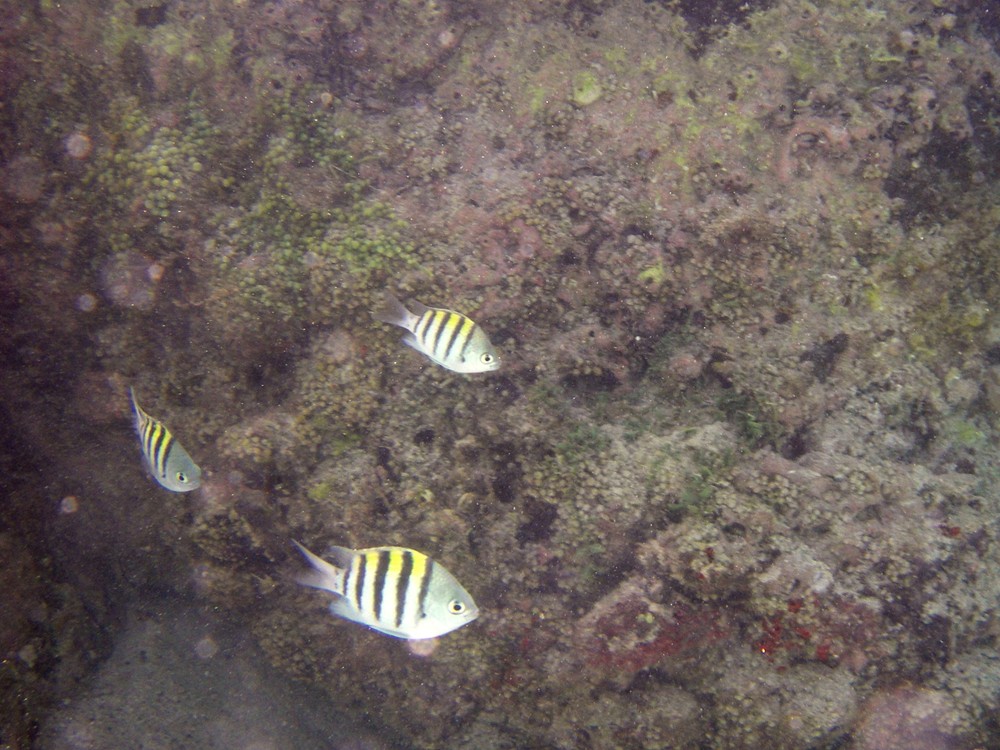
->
left=60, top=496, right=80, bottom=514
left=405, top=638, right=440, bottom=658
left=147, top=262, right=165, bottom=283
left=75, top=293, right=98, bottom=312
left=438, top=27, right=458, bottom=49
left=64, top=132, right=94, bottom=160
left=194, top=635, right=219, bottom=660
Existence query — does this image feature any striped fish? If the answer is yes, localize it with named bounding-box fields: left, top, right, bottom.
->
left=293, top=541, right=479, bottom=640
left=374, top=292, right=500, bottom=373
left=128, top=387, right=202, bottom=492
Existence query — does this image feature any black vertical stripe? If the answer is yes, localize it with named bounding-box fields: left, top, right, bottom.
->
left=149, top=423, right=171, bottom=477
left=160, top=436, right=176, bottom=478
left=417, top=557, right=434, bottom=620
left=372, top=549, right=390, bottom=622
left=419, top=310, right=440, bottom=350
left=430, top=311, right=451, bottom=357
left=395, top=550, right=414, bottom=628
left=442, top=315, right=467, bottom=361
left=457, top=323, right=477, bottom=362
left=415, top=310, right=434, bottom=344
left=147, top=422, right=160, bottom=464
left=353, top=553, right=366, bottom=611
left=142, top=420, right=155, bottom=463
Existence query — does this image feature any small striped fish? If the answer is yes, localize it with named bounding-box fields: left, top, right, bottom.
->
left=129, top=387, right=202, bottom=492
left=374, top=293, right=499, bottom=373
left=293, top=541, right=479, bottom=640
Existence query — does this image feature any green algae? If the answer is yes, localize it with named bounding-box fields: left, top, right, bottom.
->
left=556, top=422, right=613, bottom=465
left=306, top=480, right=335, bottom=503
left=637, top=261, right=667, bottom=288
left=199, top=88, right=419, bottom=329
left=716, top=390, right=784, bottom=450
left=571, top=71, right=603, bottom=106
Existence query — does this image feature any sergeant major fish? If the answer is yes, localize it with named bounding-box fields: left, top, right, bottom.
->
left=374, top=293, right=500, bottom=374
left=293, top=540, right=479, bottom=640
left=129, top=387, right=202, bottom=492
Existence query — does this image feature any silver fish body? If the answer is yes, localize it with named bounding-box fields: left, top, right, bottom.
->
left=374, top=293, right=500, bottom=373
left=293, top=541, right=479, bottom=640
left=129, top=387, right=202, bottom=492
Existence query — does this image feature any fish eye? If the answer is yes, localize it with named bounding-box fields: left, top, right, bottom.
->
left=176, top=471, right=189, bottom=484
left=448, top=599, right=467, bottom=615
left=480, top=353, right=494, bottom=365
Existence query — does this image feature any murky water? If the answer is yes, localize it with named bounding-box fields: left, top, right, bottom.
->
left=2, top=1, right=1000, bottom=748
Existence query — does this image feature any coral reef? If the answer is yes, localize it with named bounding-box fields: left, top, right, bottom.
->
left=2, top=0, right=1000, bottom=747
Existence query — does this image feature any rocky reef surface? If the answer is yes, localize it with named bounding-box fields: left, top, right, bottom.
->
left=2, top=0, right=1000, bottom=748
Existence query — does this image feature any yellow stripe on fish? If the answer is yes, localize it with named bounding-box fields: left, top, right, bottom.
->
left=129, top=387, right=202, bottom=492
left=374, top=292, right=500, bottom=374
left=293, top=541, right=478, bottom=640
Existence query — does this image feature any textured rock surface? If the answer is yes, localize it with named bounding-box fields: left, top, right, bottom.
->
left=2, top=0, right=1000, bottom=747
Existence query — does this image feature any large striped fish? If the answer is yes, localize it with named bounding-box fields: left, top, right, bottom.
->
left=128, top=387, right=202, bottom=492
left=374, top=293, right=500, bottom=373
left=293, top=541, right=479, bottom=640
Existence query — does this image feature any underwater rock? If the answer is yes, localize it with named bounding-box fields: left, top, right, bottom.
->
left=549, top=686, right=705, bottom=749
left=98, top=252, right=162, bottom=310
left=2, top=154, right=46, bottom=203
left=714, top=658, right=858, bottom=749
left=0, top=532, right=48, bottom=668
left=854, top=685, right=970, bottom=750
left=36, top=604, right=390, bottom=750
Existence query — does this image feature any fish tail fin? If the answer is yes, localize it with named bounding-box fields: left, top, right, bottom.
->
left=127, top=386, right=147, bottom=429
left=293, top=540, right=344, bottom=595
left=373, top=291, right=415, bottom=330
